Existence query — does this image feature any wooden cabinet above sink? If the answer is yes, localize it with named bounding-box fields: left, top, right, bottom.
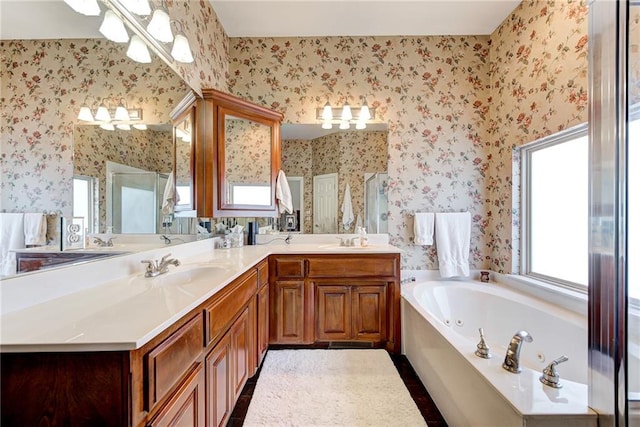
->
left=195, top=89, right=284, bottom=217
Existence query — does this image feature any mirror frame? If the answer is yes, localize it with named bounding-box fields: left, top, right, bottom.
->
left=171, top=91, right=198, bottom=213
left=199, top=89, right=283, bottom=217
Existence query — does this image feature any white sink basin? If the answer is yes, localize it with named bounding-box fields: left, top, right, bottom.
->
left=317, top=244, right=378, bottom=250
left=129, top=265, right=230, bottom=288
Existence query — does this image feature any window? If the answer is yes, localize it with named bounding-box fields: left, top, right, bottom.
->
left=73, top=175, right=96, bottom=234
left=229, top=183, right=271, bottom=205
left=520, top=124, right=588, bottom=289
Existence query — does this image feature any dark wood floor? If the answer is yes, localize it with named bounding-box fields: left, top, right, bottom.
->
left=228, top=349, right=448, bottom=426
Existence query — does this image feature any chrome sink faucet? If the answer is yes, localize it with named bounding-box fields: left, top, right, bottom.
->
left=93, top=236, right=115, bottom=247
left=502, top=330, right=533, bottom=373
left=141, top=253, right=181, bottom=277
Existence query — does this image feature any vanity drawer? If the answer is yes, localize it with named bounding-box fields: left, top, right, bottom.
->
left=307, top=256, right=397, bottom=278
left=146, top=314, right=204, bottom=411
left=204, top=270, right=257, bottom=347
left=273, top=257, right=305, bottom=278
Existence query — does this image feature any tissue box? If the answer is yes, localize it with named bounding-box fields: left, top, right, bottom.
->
left=230, top=232, right=244, bottom=248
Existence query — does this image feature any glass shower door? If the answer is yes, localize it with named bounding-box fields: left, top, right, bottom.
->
left=365, top=172, right=388, bottom=234
left=110, top=172, right=158, bottom=234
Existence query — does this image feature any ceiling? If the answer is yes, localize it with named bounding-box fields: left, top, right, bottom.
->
left=210, top=0, right=522, bottom=37
left=0, top=0, right=520, bottom=40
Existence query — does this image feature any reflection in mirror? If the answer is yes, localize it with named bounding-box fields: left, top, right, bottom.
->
left=223, top=124, right=388, bottom=234
left=174, top=112, right=194, bottom=212
left=224, top=114, right=272, bottom=206
left=73, top=125, right=173, bottom=234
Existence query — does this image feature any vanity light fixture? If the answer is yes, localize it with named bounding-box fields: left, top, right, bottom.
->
left=99, top=10, right=130, bottom=43
left=316, top=100, right=376, bottom=130
left=77, top=98, right=144, bottom=131
left=114, top=99, right=131, bottom=121
left=147, top=3, right=173, bottom=43
left=127, top=34, right=152, bottom=63
left=94, top=102, right=112, bottom=122
left=122, top=0, right=151, bottom=16
left=77, top=104, right=95, bottom=122
left=171, top=32, right=194, bottom=64
left=116, top=123, right=131, bottom=130
left=100, top=123, right=115, bottom=131
left=64, top=0, right=100, bottom=16
left=133, top=123, right=147, bottom=130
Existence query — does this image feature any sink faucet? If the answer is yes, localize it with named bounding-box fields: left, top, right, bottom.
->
left=502, top=330, right=533, bottom=373
left=93, top=236, right=115, bottom=247
left=284, top=233, right=293, bottom=244
left=141, top=253, right=181, bottom=277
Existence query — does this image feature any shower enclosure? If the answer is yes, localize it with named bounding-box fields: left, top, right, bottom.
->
left=108, top=171, right=169, bottom=234
left=364, top=172, right=388, bottom=234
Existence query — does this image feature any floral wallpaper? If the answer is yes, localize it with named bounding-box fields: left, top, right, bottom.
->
left=229, top=0, right=588, bottom=271
left=1, top=38, right=187, bottom=218
left=162, top=0, right=229, bottom=93
left=281, top=139, right=313, bottom=233
left=487, top=0, right=588, bottom=272
left=73, top=125, right=173, bottom=229
left=229, top=35, right=493, bottom=269
left=282, top=130, right=387, bottom=234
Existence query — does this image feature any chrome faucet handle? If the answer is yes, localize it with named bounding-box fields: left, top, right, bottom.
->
left=539, top=355, right=569, bottom=389
left=160, top=253, right=172, bottom=263
left=474, top=328, right=492, bottom=359
left=141, top=259, right=158, bottom=277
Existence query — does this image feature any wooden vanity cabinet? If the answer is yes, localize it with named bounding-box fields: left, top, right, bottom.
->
left=1, top=261, right=268, bottom=427
left=268, top=254, right=400, bottom=353
left=256, top=260, right=270, bottom=365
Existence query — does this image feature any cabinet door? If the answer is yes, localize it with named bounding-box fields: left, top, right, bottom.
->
left=148, top=364, right=205, bottom=427
left=205, top=335, right=232, bottom=427
left=271, top=280, right=305, bottom=343
left=230, top=307, right=251, bottom=402
left=257, top=284, right=269, bottom=366
left=315, top=285, right=352, bottom=341
left=352, top=285, right=387, bottom=341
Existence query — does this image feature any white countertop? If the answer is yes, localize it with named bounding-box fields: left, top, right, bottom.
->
left=0, top=236, right=400, bottom=353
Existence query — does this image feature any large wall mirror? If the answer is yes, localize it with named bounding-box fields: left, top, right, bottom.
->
left=224, top=123, right=388, bottom=234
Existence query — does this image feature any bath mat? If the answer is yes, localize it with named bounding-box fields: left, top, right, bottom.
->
left=243, top=349, right=427, bottom=426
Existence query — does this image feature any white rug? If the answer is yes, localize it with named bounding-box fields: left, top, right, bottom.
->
left=243, top=349, right=427, bottom=426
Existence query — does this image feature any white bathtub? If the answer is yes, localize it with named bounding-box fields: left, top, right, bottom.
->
left=401, top=276, right=597, bottom=427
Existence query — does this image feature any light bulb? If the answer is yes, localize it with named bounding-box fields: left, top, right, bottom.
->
left=341, top=103, right=352, bottom=121
left=100, top=123, right=115, bottom=131
left=64, top=0, right=100, bottom=16
left=339, top=121, right=350, bottom=130
left=116, top=124, right=131, bottom=130
left=127, top=35, right=152, bottom=63
left=124, top=0, right=151, bottom=16
left=147, top=8, right=173, bottom=43
left=77, top=105, right=94, bottom=121
left=359, top=102, right=371, bottom=121
left=321, top=102, right=333, bottom=121
left=114, top=104, right=130, bottom=121
left=171, top=33, right=194, bottom=63
left=99, top=10, right=129, bottom=43
left=133, top=123, right=147, bottom=130
left=95, top=104, right=111, bottom=121
left=321, top=120, right=332, bottom=130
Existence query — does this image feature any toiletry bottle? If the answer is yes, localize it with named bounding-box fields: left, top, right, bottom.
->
left=360, top=227, right=368, bottom=247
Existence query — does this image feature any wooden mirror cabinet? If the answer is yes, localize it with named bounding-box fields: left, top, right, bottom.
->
left=170, top=89, right=283, bottom=218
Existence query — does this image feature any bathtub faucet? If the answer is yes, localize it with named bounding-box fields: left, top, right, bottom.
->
left=502, top=330, right=533, bottom=373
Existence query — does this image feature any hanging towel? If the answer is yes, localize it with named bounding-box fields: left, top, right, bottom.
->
left=435, top=212, right=471, bottom=278
left=24, top=213, right=47, bottom=245
left=0, top=213, right=25, bottom=277
left=414, top=212, right=435, bottom=245
left=161, top=172, right=180, bottom=215
left=341, top=183, right=354, bottom=230
left=276, top=170, right=293, bottom=214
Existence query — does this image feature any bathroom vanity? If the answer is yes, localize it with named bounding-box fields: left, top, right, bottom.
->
left=0, top=238, right=400, bottom=426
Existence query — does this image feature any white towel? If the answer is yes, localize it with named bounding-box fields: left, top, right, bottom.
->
left=276, top=170, right=293, bottom=214
left=0, top=213, right=25, bottom=276
left=413, top=212, right=435, bottom=245
left=24, top=213, right=47, bottom=245
left=435, top=212, right=471, bottom=278
left=161, top=172, right=180, bottom=215
left=341, top=183, right=354, bottom=230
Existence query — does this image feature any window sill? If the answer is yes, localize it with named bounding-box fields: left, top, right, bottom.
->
left=495, top=273, right=588, bottom=316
